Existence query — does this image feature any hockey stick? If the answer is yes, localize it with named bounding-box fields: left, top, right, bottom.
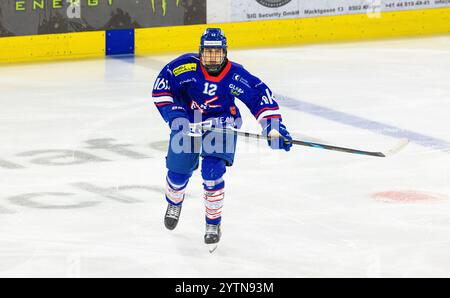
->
left=191, top=123, right=409, bottom=158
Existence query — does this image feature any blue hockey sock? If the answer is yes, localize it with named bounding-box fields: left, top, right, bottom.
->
left=165, top=171, right=191, bottom=206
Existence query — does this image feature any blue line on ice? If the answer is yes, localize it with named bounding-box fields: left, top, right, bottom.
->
left=277, top=94, right=450, bottom=153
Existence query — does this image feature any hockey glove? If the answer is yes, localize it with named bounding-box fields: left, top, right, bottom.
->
left=261, top=118, right=293, bottom=152
left=167, top=105, right=190, bottom=135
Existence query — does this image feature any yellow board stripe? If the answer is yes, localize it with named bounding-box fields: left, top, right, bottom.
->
left=0, top=31, right=105, bottom=64
left=0, top=7, right=449, bottom=64
left=136, top=7, right=450, bottom=55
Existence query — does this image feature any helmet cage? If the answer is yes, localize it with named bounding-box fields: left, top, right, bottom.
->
left=199, top=28, right=228, bottom=74
left=199, top=47, right=227, bottom=73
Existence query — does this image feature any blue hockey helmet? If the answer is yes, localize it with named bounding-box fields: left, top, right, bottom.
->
left=199, top=28, right=228, bottom=74
left=200, top=28, right=227, bottom=50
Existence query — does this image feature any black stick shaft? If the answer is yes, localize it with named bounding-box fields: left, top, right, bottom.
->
left=205, top=127, right=386, bottom=158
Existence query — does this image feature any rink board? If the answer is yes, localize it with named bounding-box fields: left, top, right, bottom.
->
left=1, top=7, right=450, bottom=63
left=0, top=31, right=105, bottom=64
left=136, top=7, right=450, bottom=54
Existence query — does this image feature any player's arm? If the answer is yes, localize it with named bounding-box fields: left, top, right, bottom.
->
left=239, top=77, right=292, bottom=151
left=152, top=65, right=190, bottom=133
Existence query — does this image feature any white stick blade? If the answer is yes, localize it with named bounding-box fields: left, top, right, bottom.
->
left=385, top=138, right=410, bottom=157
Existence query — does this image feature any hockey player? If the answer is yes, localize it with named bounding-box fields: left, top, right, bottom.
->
left=152, top=28, right=292, bottom=246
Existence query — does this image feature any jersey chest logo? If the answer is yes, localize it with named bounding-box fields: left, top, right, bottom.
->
left=229, top=84, right=244, bottom=97
left=190, top=96, right=222, bottom=114
left=173, top=63, right=197, bottom=76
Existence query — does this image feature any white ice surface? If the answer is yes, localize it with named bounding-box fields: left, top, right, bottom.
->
left=0, top=36, right=450, bottom=277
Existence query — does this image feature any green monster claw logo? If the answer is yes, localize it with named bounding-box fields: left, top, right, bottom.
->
left=151, top=0, right=180, bottom=16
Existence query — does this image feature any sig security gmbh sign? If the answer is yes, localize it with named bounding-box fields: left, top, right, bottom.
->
left=231, top=0, right=300, bottom=21
left=226, top=0, right=450, bottom=22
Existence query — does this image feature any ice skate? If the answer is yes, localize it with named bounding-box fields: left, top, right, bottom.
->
left=164, top=203, right=182, bottom=230
left=204, top=223, right=221, bottom=253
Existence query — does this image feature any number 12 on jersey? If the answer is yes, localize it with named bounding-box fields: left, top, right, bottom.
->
left=203, top=83, right=217, bottom=96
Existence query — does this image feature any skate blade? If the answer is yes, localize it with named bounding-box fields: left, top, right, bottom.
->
left=207, top=244, right=218, bottom=253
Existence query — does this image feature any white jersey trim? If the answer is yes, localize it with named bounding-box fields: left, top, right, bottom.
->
left=153, top=96, right=174, bottom=103
left=257, top=109, right=281, bottom=121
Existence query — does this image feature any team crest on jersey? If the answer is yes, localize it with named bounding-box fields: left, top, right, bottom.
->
left=191, top=96, right=222, bottom=114
left=230, top=106, right=237, bottom=116
left=173, top=63, right=197, bottom=76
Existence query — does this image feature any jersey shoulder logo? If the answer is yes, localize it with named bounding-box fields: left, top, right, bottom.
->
left=173, top=63, right=197, bottom=76
left=154, top=77, right=170, bottom=91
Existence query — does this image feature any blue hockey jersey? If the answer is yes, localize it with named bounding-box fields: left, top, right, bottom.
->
left=152, top=53, right=282, bottom=128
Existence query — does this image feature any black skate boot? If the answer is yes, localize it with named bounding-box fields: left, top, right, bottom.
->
left=164, top=203, right=182, bottom=230
left=204, top=223, right=221, bottom=244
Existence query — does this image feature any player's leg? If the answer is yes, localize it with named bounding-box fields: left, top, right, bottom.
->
left=164, top=132, right=201, bottom=230
left=201, top=156, right=226, bottom=244
left=164, top=170, right=191, bottom=230
left=201, top=130, right=237, bottom=244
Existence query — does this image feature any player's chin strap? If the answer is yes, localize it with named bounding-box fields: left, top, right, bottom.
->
left=190, top=122, right=409, bottom=158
